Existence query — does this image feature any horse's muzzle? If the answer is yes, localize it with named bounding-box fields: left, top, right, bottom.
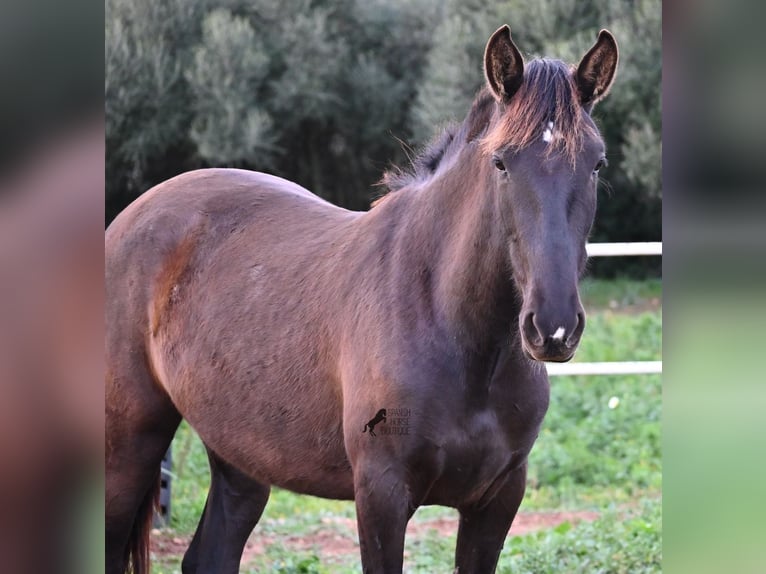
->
left=519, top=309, right=585, bottom=362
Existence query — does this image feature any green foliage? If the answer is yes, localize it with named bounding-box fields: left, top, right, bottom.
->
left=167, top=421, right=210, bottom=532
left=157, top=497, right=661, bottom=573
left=411, top=14, right=486, bottom=141
left=579, top=277, right=662, bottom=309
left=264, top=552, right=329, bottom=574
left=588, top=0, right=662, bottom=277
left=622, top=121, right=662, bottom=197
left=106, top=0, right=206, bottom=220
left=525, top=311, right=661, bottom=506
left=187, top=9, right=276, bottom=165
left=403, top=527, right=456, bottom=572
left=499, top=499, right=662, bottom=573
left=530, top=370, right=661, bottom=497
left=270, top=7, right=346, bottom=124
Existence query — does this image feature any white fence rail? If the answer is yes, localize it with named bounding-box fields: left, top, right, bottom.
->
left=546, top=361, right=662, bottom=376
left=585, top=242, right=662, bottom=257
left=545, top=242, right=662, bottom=377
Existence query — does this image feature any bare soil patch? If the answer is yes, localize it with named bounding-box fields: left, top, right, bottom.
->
left=151, top=509, right=599, bottom=564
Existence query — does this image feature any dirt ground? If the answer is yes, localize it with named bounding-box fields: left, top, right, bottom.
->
left=151, top=509, right=599, bottom=564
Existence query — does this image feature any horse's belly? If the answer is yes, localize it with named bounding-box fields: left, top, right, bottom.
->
left=184, top=399, right=356, bottom=499
left=149, top=281, right=355, bottom=496
left=159, top=346, right=355, bottom=498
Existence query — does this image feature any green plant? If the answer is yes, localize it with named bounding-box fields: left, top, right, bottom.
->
left=499, top=498, right=662, bottom=573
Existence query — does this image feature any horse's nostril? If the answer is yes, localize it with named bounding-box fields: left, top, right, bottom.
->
left=522, top=311, right=542, bottom=346
left=565, top=311, right=585, bottom=347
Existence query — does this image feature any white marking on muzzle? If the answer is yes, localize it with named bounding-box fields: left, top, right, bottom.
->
left=552, top=326, right=566, bottom=341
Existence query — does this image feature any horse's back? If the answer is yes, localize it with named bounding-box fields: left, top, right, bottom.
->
left=107, top=168, right=348, bottom=246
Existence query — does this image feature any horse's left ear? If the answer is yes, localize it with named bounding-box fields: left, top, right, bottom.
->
left=575, top=29, right=619, bottom=110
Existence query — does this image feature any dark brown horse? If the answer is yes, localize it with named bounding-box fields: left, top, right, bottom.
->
left=106, top=26, right=618, bottom=574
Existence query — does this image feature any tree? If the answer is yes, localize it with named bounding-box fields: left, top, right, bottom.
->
left=106, top=0, right=207, bottom=221
left=186, top=9, right=276, bottom=167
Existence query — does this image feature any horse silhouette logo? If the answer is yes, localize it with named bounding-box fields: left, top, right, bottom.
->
left=362, top=409, right=387, bottom=436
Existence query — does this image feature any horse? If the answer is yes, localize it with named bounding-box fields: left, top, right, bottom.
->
left=105, top=25, right=618, bottom=574
left=363, top=408, right=387, bottom=436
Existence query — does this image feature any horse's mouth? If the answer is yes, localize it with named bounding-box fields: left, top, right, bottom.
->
left=521, top=340, right=576, bottom=363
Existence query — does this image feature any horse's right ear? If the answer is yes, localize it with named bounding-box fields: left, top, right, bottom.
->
left=484, top=25, right=524, bottom=103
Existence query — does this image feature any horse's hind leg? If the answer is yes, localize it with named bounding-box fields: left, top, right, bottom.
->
left=453, top=464, right=527, bottom=573
left=105, top=362, right=181, bottom=574
left=182, top=450, right=270, bottom=574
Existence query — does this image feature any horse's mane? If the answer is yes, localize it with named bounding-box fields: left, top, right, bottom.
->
left=378, top=58, right=592, bottom=200
left=379, top=92, right=494, bottom=195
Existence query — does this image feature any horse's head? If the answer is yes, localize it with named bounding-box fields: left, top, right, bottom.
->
left=481, top=26, right=618, bottom=362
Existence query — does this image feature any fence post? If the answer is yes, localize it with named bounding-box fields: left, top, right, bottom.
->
left=154, top=447, right=172, bottom=527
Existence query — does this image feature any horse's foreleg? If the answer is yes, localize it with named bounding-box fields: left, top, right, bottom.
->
left=182, top=451, right=270, bottom=574
left=453, top=463, right=527, bottom=574
left=353, top=460, right=413, bottom=574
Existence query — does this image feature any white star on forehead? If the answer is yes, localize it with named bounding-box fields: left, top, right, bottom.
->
left=542, top=121, right=554, bottom=143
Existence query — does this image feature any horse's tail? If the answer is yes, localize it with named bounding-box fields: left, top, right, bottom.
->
left=362, top=424, right=368, bottom=433
left=126, top=470, right=160, bottom=574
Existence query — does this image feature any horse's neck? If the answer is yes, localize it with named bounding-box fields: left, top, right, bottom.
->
left=397, top=149, right=520, bottom=351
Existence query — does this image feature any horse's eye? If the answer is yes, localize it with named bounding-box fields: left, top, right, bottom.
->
left=594, top=157, right=608, bottom=173
left=492, top=156, right=506, bottom=172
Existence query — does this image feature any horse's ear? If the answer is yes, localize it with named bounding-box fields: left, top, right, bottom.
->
left=575, top=29, right=619, bottom=110
left=484, top=25, right=524, bottom=103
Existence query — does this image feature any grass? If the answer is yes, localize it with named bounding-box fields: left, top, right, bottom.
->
left=579, top=277, right=662, bottom=310
left=153, top=278, right=662, bottom=572
left=498, top=498, right=661, bottom=574
left=524, top=309, right=661, bottom=510
left=157, top=500, right=662, bottom=574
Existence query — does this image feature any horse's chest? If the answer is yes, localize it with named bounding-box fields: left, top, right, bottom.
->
left=427, top=409, right=531, bottom=506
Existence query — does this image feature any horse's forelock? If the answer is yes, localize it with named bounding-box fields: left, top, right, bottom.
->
left=481, top=59, right=598, bottom=165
